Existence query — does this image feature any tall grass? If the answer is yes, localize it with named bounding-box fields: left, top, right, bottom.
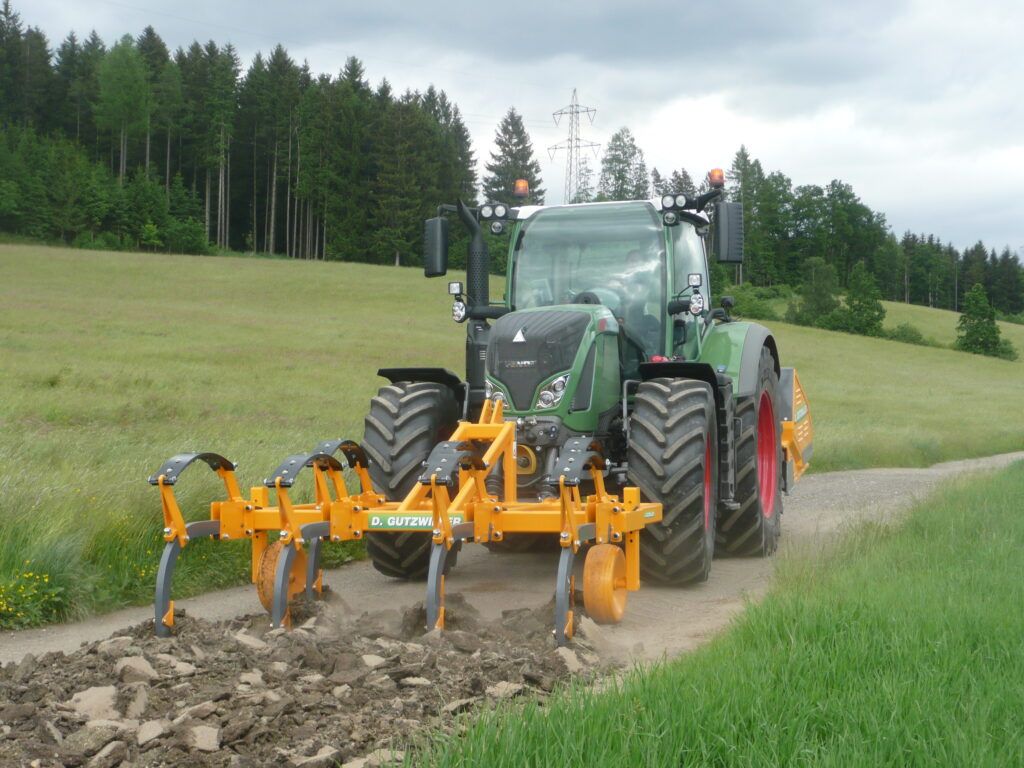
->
left=417, top=462, right=1024, bottom=766
left=0, top=245, right=1021, bottom=626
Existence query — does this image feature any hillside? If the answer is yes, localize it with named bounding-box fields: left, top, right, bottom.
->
left=0, top=245, right=1021, bottom=626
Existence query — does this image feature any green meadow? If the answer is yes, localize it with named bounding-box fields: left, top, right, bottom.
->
left=417, top=462, right=1024, bottom=766
left=0, top=244, right=1021, bottom=625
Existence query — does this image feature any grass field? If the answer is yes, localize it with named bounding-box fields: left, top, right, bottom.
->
left=416, top=461, right=1024, bottom=766
left=0, top=244, right=1021, bottom=626
left=765, top=293, right=1024, bottom=352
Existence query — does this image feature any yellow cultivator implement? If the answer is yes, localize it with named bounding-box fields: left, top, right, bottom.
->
left=148, top=400, right=662, bottom=645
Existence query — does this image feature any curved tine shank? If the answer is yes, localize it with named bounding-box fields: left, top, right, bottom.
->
left=270, top=541, right=298, bottom=629
left=425, top=543, right=448, bottom=631
left=554, top=546, right=576, bottom=647
left=300, top=522, right=331, bottom=601
left=154, top=520, right=220, bottom=637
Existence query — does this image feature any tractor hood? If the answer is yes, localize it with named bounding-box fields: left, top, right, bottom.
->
left=485, top=305, right=618, bottom=417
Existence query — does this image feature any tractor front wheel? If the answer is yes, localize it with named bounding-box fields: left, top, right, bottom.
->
left=717, top=346, right=783, bottom=556
left=627, top=378, right=717, bottom=585
left=362, top=381, right=459, bottom=579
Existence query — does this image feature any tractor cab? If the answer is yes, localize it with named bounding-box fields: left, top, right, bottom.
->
left=508, top=199, right=712, bottom=374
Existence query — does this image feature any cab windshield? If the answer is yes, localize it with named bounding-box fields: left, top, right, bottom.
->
left=510, top=202, right=666, bottom=355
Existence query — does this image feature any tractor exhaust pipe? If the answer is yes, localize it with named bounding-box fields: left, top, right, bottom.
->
left=457, top=199, right=489, bottom=309
left=457, top=199, right=490, bottom=416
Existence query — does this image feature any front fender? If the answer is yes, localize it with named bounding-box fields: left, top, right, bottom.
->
left=698, top=322, right=779, bottom=397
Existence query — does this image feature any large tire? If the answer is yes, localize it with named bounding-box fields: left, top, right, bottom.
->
left=627, top=378, right=718, bottom=585
left=717, top=346, right=783, bottom=556
left=362, top=382, right=458, bottom=579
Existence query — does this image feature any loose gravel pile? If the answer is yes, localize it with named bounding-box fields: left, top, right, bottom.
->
left=0, top=593, right=609, bottom=767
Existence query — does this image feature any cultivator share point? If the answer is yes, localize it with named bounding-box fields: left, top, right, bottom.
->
left=149, top=170, right=813, bottom=646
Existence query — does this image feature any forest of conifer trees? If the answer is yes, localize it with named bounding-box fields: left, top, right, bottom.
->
left=0, top=0, right=1021, bottom=317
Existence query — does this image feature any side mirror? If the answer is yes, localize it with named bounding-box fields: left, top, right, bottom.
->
left=423, top=217, right=449, bottom=277
left=712, top=201, right=744, bottom=263
left=667, top=297, right=691, bottom=315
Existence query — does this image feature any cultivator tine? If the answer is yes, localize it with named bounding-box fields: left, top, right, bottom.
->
left=270, top=540, right=298, bottom=629
left=425, top=542, right=447, bottom=631
left=554, top=546, right=576, bottom=647
left=154, top=520, right=220, bottom=638
left=300, top=521, right=330, bottom=601
left=148, top=451, right=238, bottom=637
left=553, top=522, right=596, bottom=647
left=425, top=521, right=474, bottom=631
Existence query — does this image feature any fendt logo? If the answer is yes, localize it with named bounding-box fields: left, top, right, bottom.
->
left=512, top=328, right=527, bottom=343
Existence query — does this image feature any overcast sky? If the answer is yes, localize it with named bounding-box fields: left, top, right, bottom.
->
left=27, top=0, right=1024, bottom=252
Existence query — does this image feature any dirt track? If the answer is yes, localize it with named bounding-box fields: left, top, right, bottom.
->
left=1, top=453, right=1022, bottom=766
left=4, top=451, right=1022, bottom=667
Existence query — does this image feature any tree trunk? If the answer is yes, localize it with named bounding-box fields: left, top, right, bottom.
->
left=165, top=128, right=171, bottom=194
left=268, top=140, right=278, bottom=254
left=205, top=169, right=211, bottom=243
left=226, top=137, right=231, bottom=249
left=118, top=123, right=126, bottom=184
left=252, top=126, right=258, bottom=253
left=285, top=127, right=292, bottom=258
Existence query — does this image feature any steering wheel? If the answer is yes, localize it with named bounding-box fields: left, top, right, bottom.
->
left=573, top=291, right=603, bottom=306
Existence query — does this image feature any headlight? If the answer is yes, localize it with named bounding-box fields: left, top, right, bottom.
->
left=452, top=299, right=467, bottom=322
left=490, top=221, right=504, bottom=235
left=675, top=193, right=688, bottom=208
left=494, top=204, right=507, bottom=218
left=661, top=194, right=675, bottom=209
left=689, top=292, right=705, bottom=315
left=480, top=204, right=494, bottom=219
left=535, top=375, right=569, bottom=409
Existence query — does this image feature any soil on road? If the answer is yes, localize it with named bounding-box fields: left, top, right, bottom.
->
left=1, top=453, right=1021, bottom=766
left=4, top=451, right=1021, bottom=666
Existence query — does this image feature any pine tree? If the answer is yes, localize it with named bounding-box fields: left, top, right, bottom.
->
left=668, top=167, right=696, bottom=197
left=482, top=107, right=544, bottom=205
left=571, top=157, right=594, bottom=203
left=21, top=26, right=56, bottom=130
left=0, top=0, right=24, bottom=126
left=956, top=283, right=1014, bottom=359
left=152, top=61, right=182, bottom=191
left=831, top=261, right=885, bottom=336
left=650, top=167, right=667, bottom=197
left=598, top=127, right=647, bottom=200
left=95, top=35, right=149, bottom=184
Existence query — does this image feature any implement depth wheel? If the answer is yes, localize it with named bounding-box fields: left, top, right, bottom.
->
left=583, top=544, right=627, bottom=624
left=256, top=540, right=307, bottom=614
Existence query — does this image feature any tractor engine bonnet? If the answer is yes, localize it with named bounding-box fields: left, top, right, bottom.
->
left=487, top=309, right=591, bottom=411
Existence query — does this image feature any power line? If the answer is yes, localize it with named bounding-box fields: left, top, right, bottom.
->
left=548, top=89, right=599, bottom=203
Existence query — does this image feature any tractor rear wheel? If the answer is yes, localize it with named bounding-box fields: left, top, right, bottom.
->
left=717, top=346, right=783, bottom=556
left=363, top=381, right=459, bottom=579
left=627, top=378, right=717, bottom=585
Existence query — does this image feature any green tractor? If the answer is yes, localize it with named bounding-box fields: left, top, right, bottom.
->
left=362, top=170, right=813, bottom=586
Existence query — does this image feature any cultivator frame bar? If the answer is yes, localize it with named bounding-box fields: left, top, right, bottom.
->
left=148, top=400, right=662, bottom=645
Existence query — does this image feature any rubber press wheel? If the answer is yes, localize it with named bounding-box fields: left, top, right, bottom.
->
left=256, top=540, right=307, bottom=613
left=583, top=544, right=627, bottom=624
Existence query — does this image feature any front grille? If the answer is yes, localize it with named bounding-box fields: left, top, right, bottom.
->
left=487, top=310, right=591, bottom=410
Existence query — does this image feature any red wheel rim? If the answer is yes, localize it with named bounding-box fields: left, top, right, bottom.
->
left=703, top=435, right=712, bottom=530
left=757, top=391, right=778, bottom=518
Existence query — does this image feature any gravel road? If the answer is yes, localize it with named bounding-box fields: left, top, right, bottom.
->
left=3, top=451, right=1022, bottom=666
